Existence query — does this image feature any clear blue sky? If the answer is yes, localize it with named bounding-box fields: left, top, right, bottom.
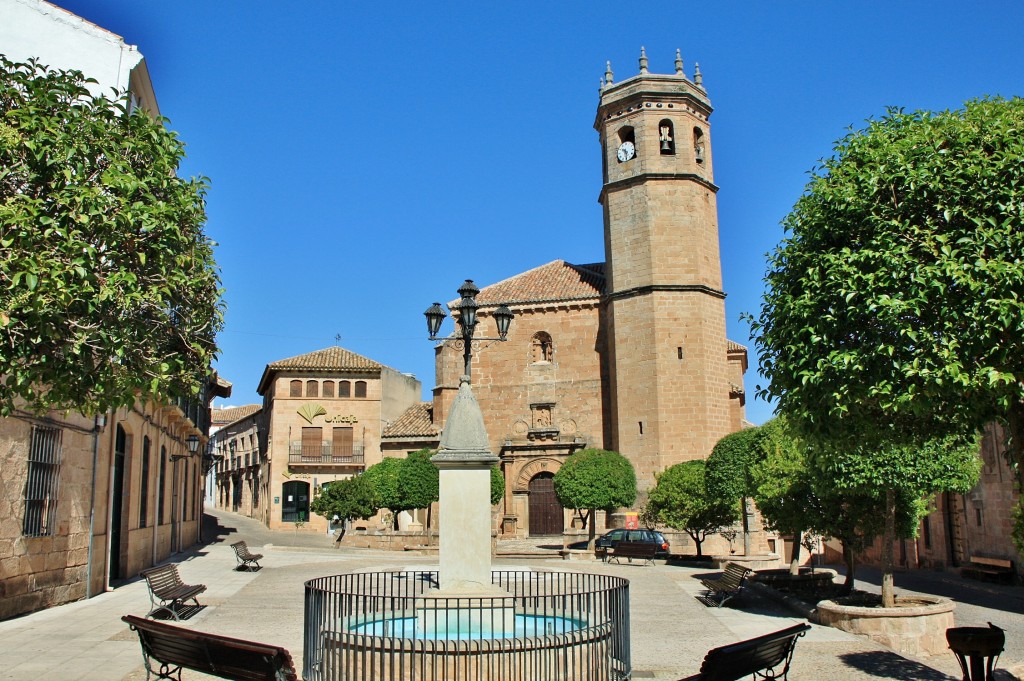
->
left=45, top=1, right=1024, bottom=425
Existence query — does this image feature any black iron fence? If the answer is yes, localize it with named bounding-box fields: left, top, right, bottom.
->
left=304, top=570, right=630, bottom=681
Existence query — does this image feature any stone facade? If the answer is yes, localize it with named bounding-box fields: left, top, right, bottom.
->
left=211, top=406, right=264, bottom=524
left=382, top=54, right=748, bottom=539
left=256, top=347, right=422, bottom=533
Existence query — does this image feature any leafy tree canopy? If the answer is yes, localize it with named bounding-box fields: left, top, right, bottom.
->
left=363, top=456, right=403, bottom=511
left=705, top=427, right=762, bottom=502
left=553, top=448, right=637, bottom=512
left=396, top=448, right=439, bottom=512
left=753, top=98, right=1024, bottom=479
left=0, top=57, right=223, bottom=415
left=646, top=459, right=737, bottom=556
left=309, top=474, right=378, bottom=523
left=490, top=464, right=505, bottom=506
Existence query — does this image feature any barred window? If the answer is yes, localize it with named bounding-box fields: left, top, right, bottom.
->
left=23, top=426, right=62, bottom=537
left=139, top=436, right=151, bottom=528
left=159, top=446, right=167, bottom=524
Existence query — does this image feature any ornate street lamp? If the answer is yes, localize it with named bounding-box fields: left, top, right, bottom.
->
left=424, top=279, right=513, bottom=379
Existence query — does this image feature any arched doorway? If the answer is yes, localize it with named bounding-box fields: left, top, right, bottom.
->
left=528, top=472, right=563, bottom=536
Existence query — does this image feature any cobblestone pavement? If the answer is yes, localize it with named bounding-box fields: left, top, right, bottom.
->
left=0, top=508, right=1020, bottom=680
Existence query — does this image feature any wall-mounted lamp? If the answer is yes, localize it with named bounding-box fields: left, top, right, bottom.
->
left=172, top=434, right=202, bottom=461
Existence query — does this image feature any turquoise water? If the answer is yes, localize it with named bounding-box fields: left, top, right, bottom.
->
left=348, top=614, right=586, bottom=640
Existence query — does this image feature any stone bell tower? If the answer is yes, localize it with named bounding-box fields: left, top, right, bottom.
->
left=597, top=48, right=734, bottom=489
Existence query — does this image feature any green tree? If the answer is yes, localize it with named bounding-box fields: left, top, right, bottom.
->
left=309, top=475, right=378, bottom=534
left=490, top=465, right=505, bottom=506
left=0, top=57, right=222, bottom=415
left=396, top=449, right=439, bottom=528
left=814, top=435, right=978, bottom=605
left=553, top=448, right=637, bottom=549
left=753, top=98, right=1024, bottom=481
left=705, top=428, right=761, bottom=555
left=645, top=460, right=737, bottom=558
left=363, top=456, right=403, bottom=530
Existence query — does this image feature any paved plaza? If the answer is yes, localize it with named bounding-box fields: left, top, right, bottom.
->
left=1, top=508, right=1021, bottom=681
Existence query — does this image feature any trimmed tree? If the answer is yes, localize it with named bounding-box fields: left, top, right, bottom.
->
left=309, top=475, right=378, bottom=535
left=363, top=456, right=404, bottom=530
left=553, top=449, right=637, bottom=549
left=396, top=448, right=439, bottom=529
left=0, top=57, right=222, bottom=415
left=705, top=428, right=762, bottom=555
left=490, top=465, right=505, bottom=506
left=752, top=98, right=1024, bottom=497
left=645, top=460, right=737, bottom=558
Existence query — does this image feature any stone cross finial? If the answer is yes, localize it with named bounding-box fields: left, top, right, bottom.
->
left=694, top=62, right=703, bottom=87
left=675, top=49, right=684, bottom=76
left=639, top=46, right=648, bottom=74
left=604, top=61, right=614, bottom=85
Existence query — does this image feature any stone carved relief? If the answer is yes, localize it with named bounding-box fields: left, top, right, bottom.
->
left=514, top=457, right=563, bottom=492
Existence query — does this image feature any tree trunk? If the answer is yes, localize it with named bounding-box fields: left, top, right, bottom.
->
left=692, top=532, right=704, bottom=558
left=742, top=497, right=751, bottom=556
left=790, top=531, right=803, bottom=576
left=586, top=509, right=597, bottom=550
left=881, top=488, right=896, bottom=608
left=841, top=543, right=856, bottom=595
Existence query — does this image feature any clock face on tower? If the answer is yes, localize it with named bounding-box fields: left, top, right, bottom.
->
left=616, top=141, right=635, bottom=163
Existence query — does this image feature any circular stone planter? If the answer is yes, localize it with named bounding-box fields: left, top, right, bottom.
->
left=751, top=569, right=836, bottom=599
left=816, top=595, right=955, bottom=656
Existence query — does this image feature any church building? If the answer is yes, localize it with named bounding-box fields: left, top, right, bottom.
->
left=383, top=50, right=748, bottom=538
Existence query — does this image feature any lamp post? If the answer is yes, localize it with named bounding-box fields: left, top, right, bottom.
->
left=424, top=279, right=513, bottom=381
left=424, top=280, right=514, bottom=592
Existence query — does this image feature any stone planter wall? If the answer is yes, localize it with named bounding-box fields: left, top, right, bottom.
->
left=816, top=596, right=955, bottom=656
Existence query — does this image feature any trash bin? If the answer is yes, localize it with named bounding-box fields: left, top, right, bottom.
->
left=946, top=623, right=1004, bottom=681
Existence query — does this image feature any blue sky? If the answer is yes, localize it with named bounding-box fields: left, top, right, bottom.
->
left=42, top=1, right=1024, bottom=425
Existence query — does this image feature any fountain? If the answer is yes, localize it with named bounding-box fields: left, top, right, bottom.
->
left=302, top=284, right=631, bottom=680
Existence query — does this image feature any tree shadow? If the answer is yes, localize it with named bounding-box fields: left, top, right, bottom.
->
left=838, top=651, right=955, bottom=680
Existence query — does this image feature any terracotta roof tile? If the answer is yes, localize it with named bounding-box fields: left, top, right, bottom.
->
left=212, top=404, right=260, bottom=426
left=727, top=340, right=747, bottom=352
left=258, top=346, right=384, bottom=394
left=450, top=260, right=605, bottom=308
left=382, top=402, right=439, bottom=439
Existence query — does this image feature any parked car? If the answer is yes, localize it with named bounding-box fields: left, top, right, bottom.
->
left=594, top=528, right=670, bottom=558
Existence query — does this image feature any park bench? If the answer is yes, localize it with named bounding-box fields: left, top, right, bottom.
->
left=122, top=614, right=300, bottom=681
left=962, top=555, right=1015, bottom=584
left=140, top=563, right=206, bottom=621
left=231, top=540, right=263, bottom=571
left=700, top=562, right=751, bottom=607
left=609, top=542, right=660, bottom=566
left=677, top=622, right=811, bottom=681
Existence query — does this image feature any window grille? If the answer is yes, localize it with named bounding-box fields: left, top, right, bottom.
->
left=140, top=436, right=151, bottom=528
left=23, top=426, right=62, bottom=537
left=159, top=446, right=167, bottom=524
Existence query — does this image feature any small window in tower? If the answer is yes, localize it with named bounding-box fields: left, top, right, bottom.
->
left=306, top=380, right=318, bottom=398
left=290, top=380, right=302, bottom=397
left=659, top=119, right=675, bottom=155
left=354, top=381, right=367, bottom=398
left=339, top=381, right=351, bottom=398
left=531, top=332, right=554, bottom=363
left=638, top=421, right=644, bottom=436
left=616, top=127, right=636, bottom=163
left=322, top=380, right=335, bottom=398
left=677, top=346, right=683, bottom=360
left=693, top=127, right=705, bottom=165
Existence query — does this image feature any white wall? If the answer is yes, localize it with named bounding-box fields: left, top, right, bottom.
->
left=0, top=0, right=157, bottom=114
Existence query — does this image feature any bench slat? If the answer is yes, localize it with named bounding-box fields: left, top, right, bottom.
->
left=679, top=623, right=810, bottom=681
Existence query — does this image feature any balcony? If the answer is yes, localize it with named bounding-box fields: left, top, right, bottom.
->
left=288, top=442, right=365, bottom=466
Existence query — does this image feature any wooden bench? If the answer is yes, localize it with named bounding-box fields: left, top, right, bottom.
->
left=700, top=562, right=752, bottom=607
left=122, top=614, right=300, bottom=681
left=962, top=555, right=1015, bottom=584
left=609, top=542, right=660, bottom=566
left=140, top=564, right=206, bottom=621
left=677, top=623, right=811, bottom=681
left=231, top=540, right=263, bottom=571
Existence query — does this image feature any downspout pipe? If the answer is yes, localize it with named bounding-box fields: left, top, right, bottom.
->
left=85, top=413, right=107, bottom=599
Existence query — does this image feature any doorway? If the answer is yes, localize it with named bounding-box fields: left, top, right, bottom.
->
left=281, top=480, right=310, bottom=523
left=528, top=472, right=563, bottom=536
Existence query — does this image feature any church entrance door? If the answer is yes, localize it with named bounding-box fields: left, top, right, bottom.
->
left=528, top=472, right=563, bottom=536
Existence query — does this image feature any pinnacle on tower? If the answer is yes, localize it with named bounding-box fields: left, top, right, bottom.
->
left=694, top=62, right=703, bottom=87
left=675, top=49, right=684, bottom=76
left=604, top=61, right=614, bottom=86
left=639, top=46, right=648, bottom=74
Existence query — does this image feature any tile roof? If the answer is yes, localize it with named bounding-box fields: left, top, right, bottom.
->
left=212, top=404, right=261, bottom=427
left=727, top=340, right=748, bottom=352
left=382, top=402, right=439, bottom=439
left=258, top=346, right=383, bottom=394
left=452, top=260, right=605, bottom=308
